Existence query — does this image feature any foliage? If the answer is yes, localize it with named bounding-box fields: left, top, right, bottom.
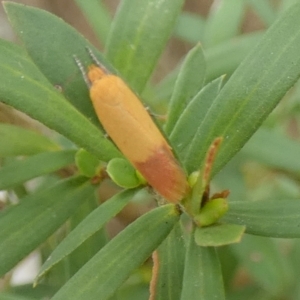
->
left=1, top=0, right=300, bottom=299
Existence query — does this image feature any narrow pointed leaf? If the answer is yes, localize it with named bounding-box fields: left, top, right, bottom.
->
left=4, top=2, right=116, bottom=124
left=181, top=230, right=225, bottom=300
left=0, top=176, right=95, bottom=276
left=150, top=222, right=186, bottom=300
left=247, top=0, right=277, bottom=26
left=154, top=32, right=263, bottom=104
left=74, top=0, right=112, bottom=44
left=0, top=39, right=121, bottom=161
left=0, top=124, right=59, bottom=157
left=105, top=0, right=184, bottom=93
left=0, top=150, right=76, bottom=190
left=221, top=199, right=300, bottom=238
left=205, top=31, right=263, bottom=82
left=170, top=76, right=223, bottom=168
left=185, top=3, right=300, bottom=174
left=204, top=0, right=245, bottom=47
left=52, top=204, right=181, bottom=300
left=174, top=12, right=205, bottom=44
left=165, top=44, right=206, bottom=135
left=37, top=188, right=139, bottom=282
left=66, top=195, right=108, bottom=278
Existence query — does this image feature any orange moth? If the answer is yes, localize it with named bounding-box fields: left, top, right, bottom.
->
left=74, top=50, right=189, bottom=203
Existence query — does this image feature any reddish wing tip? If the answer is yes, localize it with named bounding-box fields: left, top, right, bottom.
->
left=135, top=146, right=189, bottom=203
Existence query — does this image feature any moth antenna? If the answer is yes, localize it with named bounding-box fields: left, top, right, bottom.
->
left=85, top=46, right=110, bottom=74
left=73, top=55, right=91, bottom=88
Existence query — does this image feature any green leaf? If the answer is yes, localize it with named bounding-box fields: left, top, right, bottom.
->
left=36, top=188, right=139, bottom=283
left=0, top=176, right=95, bottom=276
left=290, top=239, right=300, bottom=297
left=232, top=235, right=293, bottom=295
left=170, top=76, right=223, bottom=169
left=106, top=158, right=143, bottom=188
left=0, top=150, right=76, bottom=190
left=66, top=195, right=108, bottom=278
left=0, top=38, right=121, bottom=162
left=174, top=12, right=205, bottom=44
left=74, top=0, right=112, bottom=44
left=52, top=204, right=181, bottom=300
left=0, top=293, right=34, bottom=300
left=221, top=199, right=300, bottom=238
left=184, top=3, right=300, bottom=175
left=165, top=44, right=206, bottom=135
left=195, top=224, right=245, bottom=247
left=217, top=245, right=239, bottom=288
left=9, top=284, right=56, bottom=299
left=242, top=128, right=300, bottom=177
left=181, top=229, right=225, bottom=300
left=205, top=31, right=263, bottom=82
left=4, top=2, right=116, bottom=124
left=0, top=124, right=59, bottom=157
left=105, top=0, right=184, bottom=93
left=247, top=0, right=277, bottom=26
left=279, top=0, right=298, bottom=14
left=150, top=222, right=185, bottom=300
left=154, top=32, right=263, bottom=105
left=204, top=0, right=245, bottom=47
left=75, top=149, right=102, bottom=178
